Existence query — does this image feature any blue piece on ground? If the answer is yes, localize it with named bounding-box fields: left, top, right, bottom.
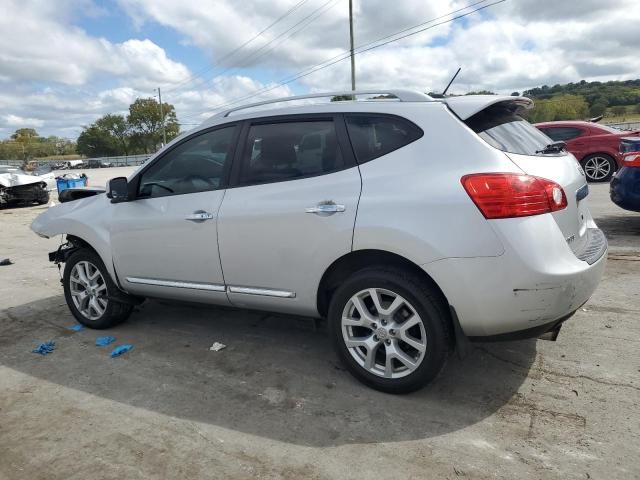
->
left=110, top=344, right=133, bottom=358
left=69, top=324, right=83, bottom=332
left=32, top=341, right=56, bottom=355
left=96, top=336, right=116, bottom=347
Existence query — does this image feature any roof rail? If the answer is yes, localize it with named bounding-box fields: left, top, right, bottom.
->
left=218, top=89, right=433, bottom=117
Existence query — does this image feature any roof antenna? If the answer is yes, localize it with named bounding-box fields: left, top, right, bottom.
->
left=441, top=67, right=461, bottom=97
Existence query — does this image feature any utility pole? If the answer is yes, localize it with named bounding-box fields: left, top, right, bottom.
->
left=349, top=0, right=356, bottom=93
left=157, top=87, right=167, bottom=146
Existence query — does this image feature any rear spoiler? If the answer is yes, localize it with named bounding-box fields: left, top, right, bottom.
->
left=442, top=95, right=534, bottom=120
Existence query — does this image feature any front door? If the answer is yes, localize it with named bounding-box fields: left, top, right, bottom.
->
left=218, top=115, right=361, bottom=316
left=110, top=124, right=238, bottom=304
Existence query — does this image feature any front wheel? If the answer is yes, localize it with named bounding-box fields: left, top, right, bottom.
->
left=63, top=249, right=133, bottom=329
left=329, top=268, right=451, bottom=394
left=582, top=154, right=615, bottom=182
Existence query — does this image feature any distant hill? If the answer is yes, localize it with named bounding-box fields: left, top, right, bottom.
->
left=519, top=79, right=640, bottom=122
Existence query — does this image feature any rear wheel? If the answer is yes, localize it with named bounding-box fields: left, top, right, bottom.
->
left=329, top=267, right=451, bottom=394
left=582, top=153, right=615, bottom=182
left=63, top=249, right=133, bottom=329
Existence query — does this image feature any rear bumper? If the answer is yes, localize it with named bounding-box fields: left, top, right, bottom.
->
left=423, top=215, right=607, bottom=337
left=610, top=166, right=640, bottom=212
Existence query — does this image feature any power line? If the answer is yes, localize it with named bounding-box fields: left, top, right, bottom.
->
left=206, top=0, right=506, bottom=112
left=164, top=0, right=312, bottom=94
left=175, top=0, right=339, bottom=95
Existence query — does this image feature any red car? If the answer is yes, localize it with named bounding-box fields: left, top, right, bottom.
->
left=535, top=121, right=640, bottom=182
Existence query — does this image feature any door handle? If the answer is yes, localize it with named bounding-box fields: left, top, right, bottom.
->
left=185, top=211, right=214, bottom=222
left=305, top=203, right=346, bottom=215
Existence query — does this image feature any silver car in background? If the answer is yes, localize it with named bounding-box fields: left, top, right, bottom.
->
left=31, top=89, right=606, bottom=393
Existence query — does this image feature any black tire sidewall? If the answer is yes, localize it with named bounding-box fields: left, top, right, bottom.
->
left=328, top=268, right=450, bottom=394
left=63, top=249, right=129, bottom=329
left=582, top=154, right=615, bottom=182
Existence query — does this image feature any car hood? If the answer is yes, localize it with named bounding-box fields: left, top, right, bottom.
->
left=442, top=95, right=534, bottom=120
left=0, top=172, right=45, bottom=188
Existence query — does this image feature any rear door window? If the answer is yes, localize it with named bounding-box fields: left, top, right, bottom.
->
left=238, top=119, right=344, bottom=185
left=465, top=103, right=556, bottom=156
left=345, top=115, right=423, bottom=164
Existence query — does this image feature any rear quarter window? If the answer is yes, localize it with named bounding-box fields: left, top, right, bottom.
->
left=345, top=114, right=423, bottom=164
left=465, top=103, right=555, bottom=156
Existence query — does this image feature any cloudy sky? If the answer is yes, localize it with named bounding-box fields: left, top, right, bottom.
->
left=1, top=0, right=638, bottom=139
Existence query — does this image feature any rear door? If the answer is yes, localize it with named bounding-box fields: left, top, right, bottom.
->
left=217, top=114, right=361, bottom=316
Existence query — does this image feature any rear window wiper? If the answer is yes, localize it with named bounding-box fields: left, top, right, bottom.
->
left=536, top=141, right=566, bottom=154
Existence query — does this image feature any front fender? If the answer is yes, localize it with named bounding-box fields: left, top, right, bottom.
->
left=31, top=194, right=118, bottom=282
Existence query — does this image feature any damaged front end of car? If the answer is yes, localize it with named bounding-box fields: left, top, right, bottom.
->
left=0, top=181, right=49, bottom=207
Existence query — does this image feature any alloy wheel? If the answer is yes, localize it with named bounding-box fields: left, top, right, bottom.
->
left=69, top=261, right=108, bottom=320
left=341, top=288, right=427, bottom=379
left=584, top=156, right=612, bottom=181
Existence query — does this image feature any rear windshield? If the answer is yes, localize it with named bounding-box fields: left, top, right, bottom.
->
left=465, top=103, right=558, bottom=156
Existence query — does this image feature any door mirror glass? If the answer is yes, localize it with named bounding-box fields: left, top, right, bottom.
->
left=107, top=177, right=129, bottom=203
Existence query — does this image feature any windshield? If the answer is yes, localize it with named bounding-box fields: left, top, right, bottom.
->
left=465, top=103, right=560, bottom=156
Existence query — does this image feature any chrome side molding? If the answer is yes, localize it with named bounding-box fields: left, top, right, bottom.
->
left=227, top=286, right=296, bottom=298
left=126, top=277, right=226, bottom=292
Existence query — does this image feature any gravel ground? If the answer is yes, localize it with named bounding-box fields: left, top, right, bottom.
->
left=1, top=170, right=639, bottom=479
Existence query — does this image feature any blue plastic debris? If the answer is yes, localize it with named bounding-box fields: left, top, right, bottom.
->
left=110, top=344, right=133, bottom=358
left=96, top=336, right=116, bottom=347
left=32, top=341, right=56, bottom=355
left=69, top=324, right=83, bottom=332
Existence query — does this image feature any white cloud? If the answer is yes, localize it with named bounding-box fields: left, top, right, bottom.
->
left=0, top=0, right=639, bottom=139
left=2, top=114, right=45, bottom=128
left=0, top=0, right=190, bottom=87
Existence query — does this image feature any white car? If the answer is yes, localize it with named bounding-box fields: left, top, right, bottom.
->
left=0, top=165, right=51, bottom=207
left=31, top=89, right=606, bottom=393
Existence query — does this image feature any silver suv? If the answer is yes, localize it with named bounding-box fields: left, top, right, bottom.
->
left=32, top=89, right=606, bottom=393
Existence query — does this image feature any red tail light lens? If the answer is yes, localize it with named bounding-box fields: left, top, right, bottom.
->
left=623, top=152, right=640, bottom=166
left=461, top=173, right=568, bottom=219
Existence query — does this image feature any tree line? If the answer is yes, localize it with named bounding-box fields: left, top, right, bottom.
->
left=77, top=98, right=180, bottom=157
left=522, top=79, right=640, bottom=122
left=0, top=128, right=76, bottom=161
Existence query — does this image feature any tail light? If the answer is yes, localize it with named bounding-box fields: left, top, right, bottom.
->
left=461, top=173, right=568, bottom=219
left=622, top=152, right=640, bottom=167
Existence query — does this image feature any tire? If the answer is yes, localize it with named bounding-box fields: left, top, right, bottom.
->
left=63, top=248, right=133, bottom=329
left=581, top=154, right=615, bottom=182
left=328, top=267, right=451, bottom=394
left=36, top=188, right=49, bottom=205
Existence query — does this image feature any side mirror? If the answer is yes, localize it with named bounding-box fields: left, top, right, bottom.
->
left=107, top=177, right=129, bottom=203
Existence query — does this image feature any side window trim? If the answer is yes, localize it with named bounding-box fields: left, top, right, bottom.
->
left=129, top=123, right=240, bottom=199
left=227, top=113, right=356, bottom=188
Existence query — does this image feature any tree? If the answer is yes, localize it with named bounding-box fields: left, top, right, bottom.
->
left=590, top=101, right=608, bottom=118
left=95, top=114, right=130, bottom=155
left=465, top=90, right=496, bottom=95
left=528, top=95, right=589, bottom=123
left=11, top=128, right=39, bottom=142
left=511, top=91, right=520, bottom=96
left=635, top=104, right=640, bottom=114
left=611, top=105, right=627, bottom=117
left=127, top=98, right=179, bottom=153
left=76, top=125, right=120, bottom=157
